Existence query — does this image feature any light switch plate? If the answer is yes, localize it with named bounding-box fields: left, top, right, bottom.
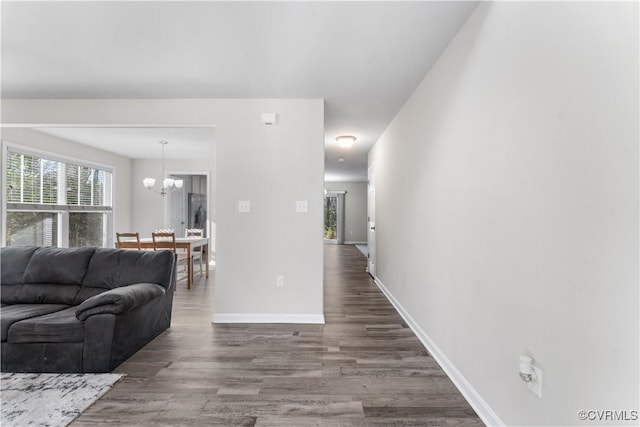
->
left=238, top=200, right=251, bottom=213
left=296, top=200, right=308, bottom=213
left=261, top=113, right=276, bottom=125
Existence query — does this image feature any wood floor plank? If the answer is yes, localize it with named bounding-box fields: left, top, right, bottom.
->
left=73, top=245, right=483, bottom=426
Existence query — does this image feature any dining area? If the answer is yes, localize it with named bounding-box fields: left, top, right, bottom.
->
left=115, top=229, right=209, bottom=289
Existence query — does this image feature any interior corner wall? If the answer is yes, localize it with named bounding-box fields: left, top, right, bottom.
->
left=0, top=127, right=133, bottom=237
left=213, top=100, right=325, bottom=321
left=324, top=181, right=368, bottom=243
left=0, top=98, right=325, bottom=322
left=368, top=2, right=639, bottom=426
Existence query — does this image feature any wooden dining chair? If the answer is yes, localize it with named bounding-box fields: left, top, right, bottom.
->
left=154, top=228, right=175, bottom=234
left=185, top=228, right=204, bottom=277
left=116, top=232, right=141, bottom=250
left=185, top=228, right=203, bottom=238
left=152, top=231, right=189, bottom=282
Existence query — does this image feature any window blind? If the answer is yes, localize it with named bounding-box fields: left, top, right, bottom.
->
left=4, top=147, right=113, bottom=248
left=6, top=150, right=112, bottom=208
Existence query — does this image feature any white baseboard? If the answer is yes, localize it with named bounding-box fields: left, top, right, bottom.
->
left=344, top=241, right=367, bottom=245
left=374, top=277, right=504, bottom=427
left=212, top=313, right=325, bottom=324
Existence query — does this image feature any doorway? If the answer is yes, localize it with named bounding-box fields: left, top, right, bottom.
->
left=1, top=125, right=215, bottom=249
left=324, top=191, right=345, bottom=244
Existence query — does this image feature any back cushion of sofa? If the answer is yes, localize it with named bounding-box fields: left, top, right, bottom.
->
left=24, top=247, right=96, bottom=285
left=5, top=247, right=97, bottom=305
left=1, top=246, right=39, bottom=285
left=77, top=249, right=174, bottom=303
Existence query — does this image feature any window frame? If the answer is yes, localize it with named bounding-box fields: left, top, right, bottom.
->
left=2, top=141, right=115, bottom=248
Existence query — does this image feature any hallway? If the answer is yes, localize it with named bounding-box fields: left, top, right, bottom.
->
left=74, top=245, right=483, bottom=426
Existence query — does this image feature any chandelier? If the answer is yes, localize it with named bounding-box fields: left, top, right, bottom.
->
left=142, top=141, right=183, bottom=196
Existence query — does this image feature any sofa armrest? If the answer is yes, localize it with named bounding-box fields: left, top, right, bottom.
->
left=75, top=283, right=165, bottom=321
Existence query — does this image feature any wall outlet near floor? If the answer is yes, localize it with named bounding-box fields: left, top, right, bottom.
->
left=276, top=275, right=284, bottom=287
left=528, top=366, right=543, bottom=398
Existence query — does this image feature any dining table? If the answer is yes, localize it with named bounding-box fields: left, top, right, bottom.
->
left=117, top=237, right=209, bottom=289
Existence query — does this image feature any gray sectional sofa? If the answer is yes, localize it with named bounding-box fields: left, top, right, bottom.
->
left=0, top=246, right=176, bottom=373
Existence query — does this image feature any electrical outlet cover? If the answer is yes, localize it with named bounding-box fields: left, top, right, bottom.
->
left=528, top=366, right=542, bottom=398
left=296, top=200, right=308, bottom=213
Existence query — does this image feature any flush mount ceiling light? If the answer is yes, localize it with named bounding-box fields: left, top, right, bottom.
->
left=143, top=141, right=183, bottom=196
left=336, top=135, right=356, bottom=148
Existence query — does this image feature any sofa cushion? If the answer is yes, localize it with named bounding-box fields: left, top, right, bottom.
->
left=7, top=307, right=84, bottom=343
left=1, top=283, right=81, bottom=305
left=0, top=246, right=39, bottom=286
left=77, top=249, right=174, bottom=302
left=23, top=247, right=95, bottom=285
left=3, top=247, right=97, bottom=305
left=1, top=304, right=70, bottom=341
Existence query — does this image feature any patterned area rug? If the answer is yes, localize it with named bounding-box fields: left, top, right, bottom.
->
left=1, top=372, right=124, bottom=427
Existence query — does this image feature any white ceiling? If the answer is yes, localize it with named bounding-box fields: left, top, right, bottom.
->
left=1, top=1, right=478, bottom=181
left=33, top=127, right=217, bottom=160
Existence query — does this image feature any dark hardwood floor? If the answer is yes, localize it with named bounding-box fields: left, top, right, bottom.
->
left=73, top=245, right=483, bottom=426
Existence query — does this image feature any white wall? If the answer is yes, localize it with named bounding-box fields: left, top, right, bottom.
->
left=369, top=2, right=638, bottom=426
left=1, top=98, right=325, bottom=323
left=324, top=181, right=368, bottom=243
left=0, top=127, right=133, bottom=238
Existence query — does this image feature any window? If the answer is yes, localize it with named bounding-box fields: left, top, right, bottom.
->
left=4, top=147, right=113, bottom=248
